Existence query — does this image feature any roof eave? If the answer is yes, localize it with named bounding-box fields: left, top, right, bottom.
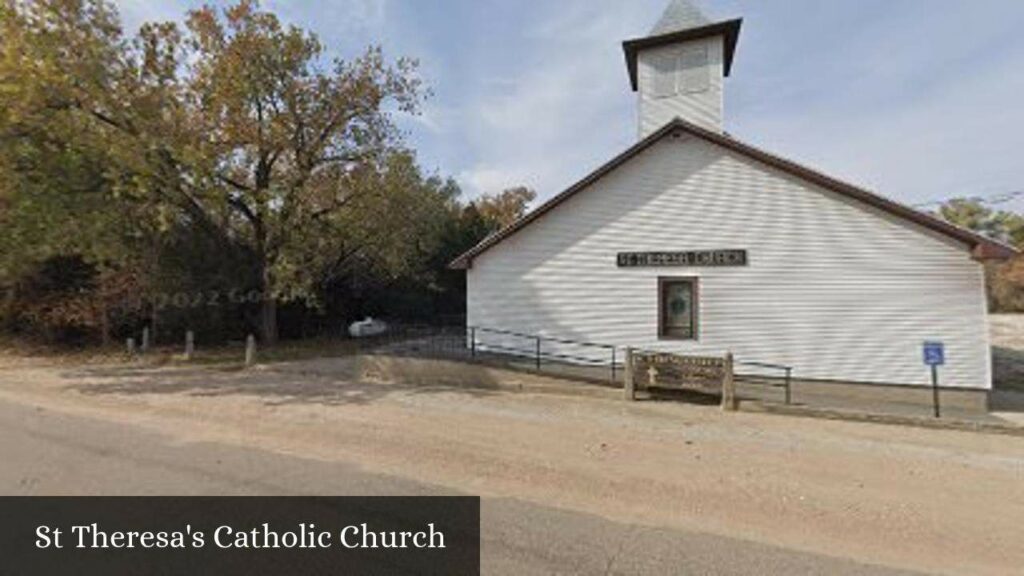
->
left=449, top=117, right=1018, bottom=271
left=972, top=241, right=1018, bottom=262
left=669, top=120, right=1018, bottom=262
left=447, top=121, right=686, bottom=271
left=623, top=18, right=742, bottom=92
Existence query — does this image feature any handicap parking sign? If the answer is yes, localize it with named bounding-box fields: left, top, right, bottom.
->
left=923, top=342, right=945, bottom=367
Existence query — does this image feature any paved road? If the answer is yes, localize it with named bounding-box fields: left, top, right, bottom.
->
left=0, top=399, right=919, bottom=575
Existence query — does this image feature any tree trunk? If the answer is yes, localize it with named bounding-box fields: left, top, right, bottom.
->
left=260, top=296, right=278, bottom=345
left=150, top=300, right=159, bottom=348
left=100, top=302, right=111, bottom=347
left=259, top=263, right=278, bottom=344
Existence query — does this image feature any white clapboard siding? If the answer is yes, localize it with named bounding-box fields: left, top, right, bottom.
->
left=638, top=36, right=724, bottom=137
left=467, top=135, right=991, bottom=390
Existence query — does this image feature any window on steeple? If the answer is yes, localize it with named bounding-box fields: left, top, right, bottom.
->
left=678, top=45, right=709, bottom=93
left=649, top=45, right=709, bottom=99
left=651, top=53, right=678, bottom=98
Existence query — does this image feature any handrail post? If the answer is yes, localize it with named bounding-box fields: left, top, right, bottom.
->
left=785, top=367, right=792, bottom=405
left=611, top=347, right=617, bottom=383
left=535, top=337, right=542, bottom=371
left=623, top=348, right=635, bottom=401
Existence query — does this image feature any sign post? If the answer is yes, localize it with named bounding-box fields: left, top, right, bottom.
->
left=923, top=342, right=945, bottom=418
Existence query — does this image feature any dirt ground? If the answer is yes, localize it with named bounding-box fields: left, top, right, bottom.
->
left=0, top=353, right=1022, bottom=576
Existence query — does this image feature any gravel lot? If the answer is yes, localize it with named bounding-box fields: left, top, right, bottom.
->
left=0, top=353, right=1022, bottom=575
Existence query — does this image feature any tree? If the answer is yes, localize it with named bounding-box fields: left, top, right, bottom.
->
left=474, top=186, right=536, bottom=230
left=936, top=198, right=1024, bottom=312
left=1, top=0, right=482, bottom=343
left=174, top=1, right=424, bottom=342
left=2, top=0, right=426, bottom=343
left=0, top=0, right=160, bottom=341
left=937, top=198, right=1024, bottom=248
left=311, top=155, right=467, bottom=323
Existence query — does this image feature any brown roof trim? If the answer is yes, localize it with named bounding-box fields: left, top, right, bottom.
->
left=623, top=19, right=743, bottom=92
left=449, top=118, right=1017, bottom=270
left=450, top=121, right=685, bottom=270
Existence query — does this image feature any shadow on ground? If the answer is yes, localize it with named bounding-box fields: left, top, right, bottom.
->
left=992, top=344, right=1024, bottom=414
left=58, top=353, right=504, bottom=408
left=993, top=346, right=1024, bottom=391
left=641, top=388, right=721, bottom=406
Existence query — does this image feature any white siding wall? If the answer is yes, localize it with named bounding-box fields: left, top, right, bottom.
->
left=467, top=136, right=992, bottom=390
left=638, top=37, right=724, bottom=138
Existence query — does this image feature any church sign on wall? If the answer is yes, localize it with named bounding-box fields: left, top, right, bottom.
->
left=617, top=250, right=748, bottom=268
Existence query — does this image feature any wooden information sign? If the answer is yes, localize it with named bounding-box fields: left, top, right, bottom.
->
left=631, top=352, right=727, bottom=394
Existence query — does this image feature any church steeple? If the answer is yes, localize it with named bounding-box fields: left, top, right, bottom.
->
left=623, top=0, right=742, bottom=138
left=650, top=0, right=712, bottom=36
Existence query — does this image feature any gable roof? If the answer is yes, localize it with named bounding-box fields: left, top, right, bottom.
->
left=450, top=118, right=1017, bottom=270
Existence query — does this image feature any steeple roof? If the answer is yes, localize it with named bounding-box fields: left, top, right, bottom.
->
left=623, top=1, right=744, bottom=92
left=650, top=0, right=712, bottom=36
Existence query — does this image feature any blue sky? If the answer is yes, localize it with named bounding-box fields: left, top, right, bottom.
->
left=116, top=0, right=1024, bottom=211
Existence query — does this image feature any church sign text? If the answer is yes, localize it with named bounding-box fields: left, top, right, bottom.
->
left=617, top=250, right=748, bottom=268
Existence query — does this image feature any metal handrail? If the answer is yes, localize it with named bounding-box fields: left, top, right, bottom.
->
left=469, top=326, right=617, bottom=350
left=736, top=361, right=793, bottom=405
left=467, top=325, right=621, bottom=381
left=376, top=323, right=794, bottom=398
left=737, top=360, right=790, bottom=371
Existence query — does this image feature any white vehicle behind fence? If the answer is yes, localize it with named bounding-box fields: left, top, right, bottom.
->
left=348, top=317, right=389, bottom=338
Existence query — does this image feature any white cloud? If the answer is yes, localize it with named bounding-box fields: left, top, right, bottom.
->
left=115, top=0, right=194, bottom=30
left=731, top=29, right=1024, bottom=207
left=266, top=0, right=388, bottom=33
left=458, top=166, right=535, bottom=198
left=115, top=0, right=389, bottom=35
left=454, top=0, right=655, bottom=199
left=110, top=0, right=1024, bottom=214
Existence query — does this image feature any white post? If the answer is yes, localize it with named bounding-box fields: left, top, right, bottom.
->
left=126, top=337, right=136, bottom=359
left=245, top=334, right=257, bottom=368
left=141, top=327, right=150, bottom=353
left=624, top=348, right=636, bottom=401
left=721, top=352, right=737, bottom=412
left=184, top=331, right=195, bottom=361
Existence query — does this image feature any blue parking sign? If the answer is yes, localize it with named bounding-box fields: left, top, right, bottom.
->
left=923, top=342, right=945, bottom=367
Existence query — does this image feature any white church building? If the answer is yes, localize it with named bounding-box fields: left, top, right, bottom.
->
left=451, top=0, right=1016, bottom=409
